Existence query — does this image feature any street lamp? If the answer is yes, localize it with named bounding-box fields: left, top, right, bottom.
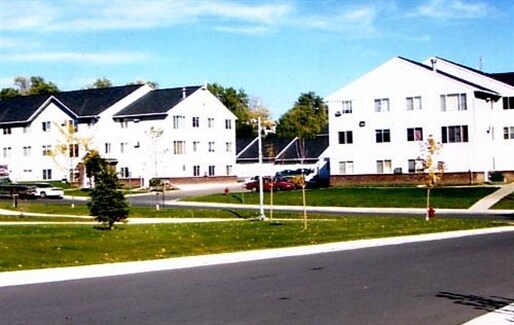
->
left=257, top=117, right=266, bottom=220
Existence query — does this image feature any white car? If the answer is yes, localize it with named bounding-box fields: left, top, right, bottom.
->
left=29, top=183, right=64, bottom=198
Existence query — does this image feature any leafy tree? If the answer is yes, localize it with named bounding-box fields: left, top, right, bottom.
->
left=128, top=80, right=159, bottom=89
left=275, top=91, right=328, bottom=139
left=87, top=78, right=113, bottom=89
left=1, top=76, right=59, bottom=99
left=87, top=167, right=129, bottom=230
left=417, top=135, right=445, bottom=221
left=83, top=149, right=105, bottom=187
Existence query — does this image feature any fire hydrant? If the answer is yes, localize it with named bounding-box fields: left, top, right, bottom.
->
left=427, top=207, right=435, bottom=219
left=224, top=187, right=229, bottom=196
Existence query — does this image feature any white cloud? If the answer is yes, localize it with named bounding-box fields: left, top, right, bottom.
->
left=3, top=51, right=150, bottom=64
left=411, top=0, right=492, bottom=19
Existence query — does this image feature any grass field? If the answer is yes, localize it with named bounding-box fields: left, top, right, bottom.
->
left=492, top=191, right=514, bottom=209
left=189, top=186, right=500, bottom=209
left=0, top=216, right=506, bottom=272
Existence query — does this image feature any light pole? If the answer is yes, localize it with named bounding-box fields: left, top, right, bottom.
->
left=257, top=117, right=266, bottom=220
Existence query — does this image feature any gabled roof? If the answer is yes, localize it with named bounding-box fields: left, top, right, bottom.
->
left=398, top=56, right=498, bottom=94
left=276, top=135, right=329, bottom=163
left=237, top=137, right=295, bottom=161
left=114, top=86, right=202, bottom=118
left=0, top=85, right=144, bottom=125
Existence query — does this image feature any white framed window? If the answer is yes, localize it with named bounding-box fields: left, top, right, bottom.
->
left=69, top=144, right=79, bottom=158
left=120, top=142, right=128, bottom=154
left=173, top=115, right=185, bottom=129
left=442, top=125, right=468, bottom=143
left=407, top=127, right=423, bottom=141
left=193, top=165, right=200, bottom=177
left=208, top=118, right=214, bottom=128
left=105, top=143, right=112, bottom=154
left=208, top=141, right=215, bottom=152
left=173, top=140, right=186, bottom=154
left=338, top=131, right=353, bottom=144
left=208, top=165, right=215, bottom=176
left=120, top=167, right=130, bottom=178
left=42, top=145, right=52, bottom=156
left=193, top=141, right=200, bottom=152
left=23, top=146, right=32, bottom=157
left=42, top=169, right=52, bottom=180
left=406, top=96, right=422, bottom=110
left=342, top=100, right=352, bottom=114
left=42, top=121, right=51, bottom=132
left=225, top=142, right=232, bottom=152
left=2, top=127, right=11, bottom=135
left=339, top=161, right=354, bottom=174
left=225, top=119, right=232, bottom=129
left=375, top=129, right=391, bottom=143
left=226, top=165, right=232, bottom=176
left=120, top=120, right=128, bottom=129
left=441, top=93, right=467, bottom=111
left=376, top=160, right=392, bottom=174
left=2, top=147, right=12, bottom=158
left=504, top=126, right=514, bottom=140
left=374, top=98, right=390, bottom=112
left=192, top=117, right=200, bottom=128
left=23, top=126, right=31, bottom=134
left=503, top=97, right=514, bottom=110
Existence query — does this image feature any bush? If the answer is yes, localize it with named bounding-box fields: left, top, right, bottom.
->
left=489, top=171, right=504, bottom=182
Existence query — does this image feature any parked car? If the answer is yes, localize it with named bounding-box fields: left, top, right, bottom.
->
left=0, top=184, right=36, bottom=199
left=25, top=183, right=64, bottom=198
left=244, top=177, right=297, bottom=192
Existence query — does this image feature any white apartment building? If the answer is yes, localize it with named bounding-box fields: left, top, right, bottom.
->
left=326, top=56, right=514, bottom=185
left=0, top=84, right=237, bottom=187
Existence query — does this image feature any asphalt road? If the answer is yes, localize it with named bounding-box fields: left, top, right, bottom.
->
left=1, top=232, right=512, bottom=325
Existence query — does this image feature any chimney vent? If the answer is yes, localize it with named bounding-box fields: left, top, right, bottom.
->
left=182, top=87, right=186, bottom=99
left=431, top=58, right=438, bottom=72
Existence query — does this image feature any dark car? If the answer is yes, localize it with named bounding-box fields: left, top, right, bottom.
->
left=244, top=177, right=296, bottom=192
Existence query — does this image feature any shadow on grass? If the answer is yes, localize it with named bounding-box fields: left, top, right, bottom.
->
left=436, top=291, right=514, bottom=317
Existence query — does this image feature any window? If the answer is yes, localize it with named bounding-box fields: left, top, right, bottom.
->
left=407, top=127, right=423, bottom=141
left=120, top=120, right=128, bottom=129
left=503, top=97, right=514, bottom=110
left=42, top=169, right=52, bottom=180
left=338, top=131, right=353, bottom=144
left=173, top=140, right=186, bottom=154
left=342, top=100, right=352, bottom=114
left=65, top=120, right=78, bottom=132
left=376, top=160, right=392, bottom=174
left=440, top=93, right=467, bottom=111
left=338, top=161, right=354, bottom=174
left=23, top=126, right=31, bottom=133
left=504, top=127, right=514, bottom=140
left=105, top=143, right=112, bottom=154
left=208, top=165, right=215, bottom=176
left=192, top=117, right=200, bottom=128
left=193, top=165, right=200, bottom=177
left=226, top=165, right=233, bottom=176
left=225, top=119, right=232, bottom=129
left=2, top=127, right=11, bottom=135
left=208, top=141, right=215, bottom=152
left=23, top=146, right=32, bottom=157
left=441, top=125, right=468, bottom=143
left=406, top=96, right=422, bottom=110
left=42, top=121, right=51, bottom=132
left=408, top=159, right=416, bottom=173
left=193, top=141, right=200, bottom=152
left=173, top=115, right=185, bottom=129
left=120, top=142, right=128, bottom=154
left=120, top=167, right=130, bottom=178
left=375, top=129, right=391, bottom=143
left=69, top=144, right=79, bottom=158
left=208, top=118, right=214, bottom=128
left=225, top=142, right=232, bottom=152
left=2, top=147, right=11, bottom=158
left=42, top=145, right=52, bottom=156
left=374, top=98, right=389, bottom=112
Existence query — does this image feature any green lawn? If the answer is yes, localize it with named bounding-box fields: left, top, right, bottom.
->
left=492, top=191, right=514, bottom=210
left=190, top=186, right=499, bottom=209
left=0, top=216, right=506, bottom=272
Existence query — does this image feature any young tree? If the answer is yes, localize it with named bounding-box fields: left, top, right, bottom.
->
left=88, top=167, right=129, bottom=230
left=418, top=135, right=445, bottom=220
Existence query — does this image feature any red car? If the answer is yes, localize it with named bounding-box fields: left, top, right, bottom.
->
left=244, top=177, right=297, bottom=192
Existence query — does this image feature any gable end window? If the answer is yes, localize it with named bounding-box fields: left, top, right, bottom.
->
left=406, top=96, right=422, bottom=110
left=441, top=125, right=468, bottom=143
left=42, top=121, right=51, bottom=132
left=374, top=98, right=390, bottom=112
left=342, top=100, right=352, bottom=114
left=338, top=131, right=353, bottom=144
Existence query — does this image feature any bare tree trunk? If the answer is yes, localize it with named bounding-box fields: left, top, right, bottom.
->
left=426, top=187, right=431, bottom=221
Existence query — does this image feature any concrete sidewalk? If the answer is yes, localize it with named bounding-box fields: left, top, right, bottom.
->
left=469, top=182, right=514, bottom=211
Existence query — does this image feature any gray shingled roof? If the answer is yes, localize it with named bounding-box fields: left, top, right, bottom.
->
left=114, top=86, right=202, bottom=118
left=0, top=85, right=144, bottom=125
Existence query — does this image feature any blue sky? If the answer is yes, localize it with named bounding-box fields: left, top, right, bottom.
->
left=1, top=0, right=513, bottom=118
